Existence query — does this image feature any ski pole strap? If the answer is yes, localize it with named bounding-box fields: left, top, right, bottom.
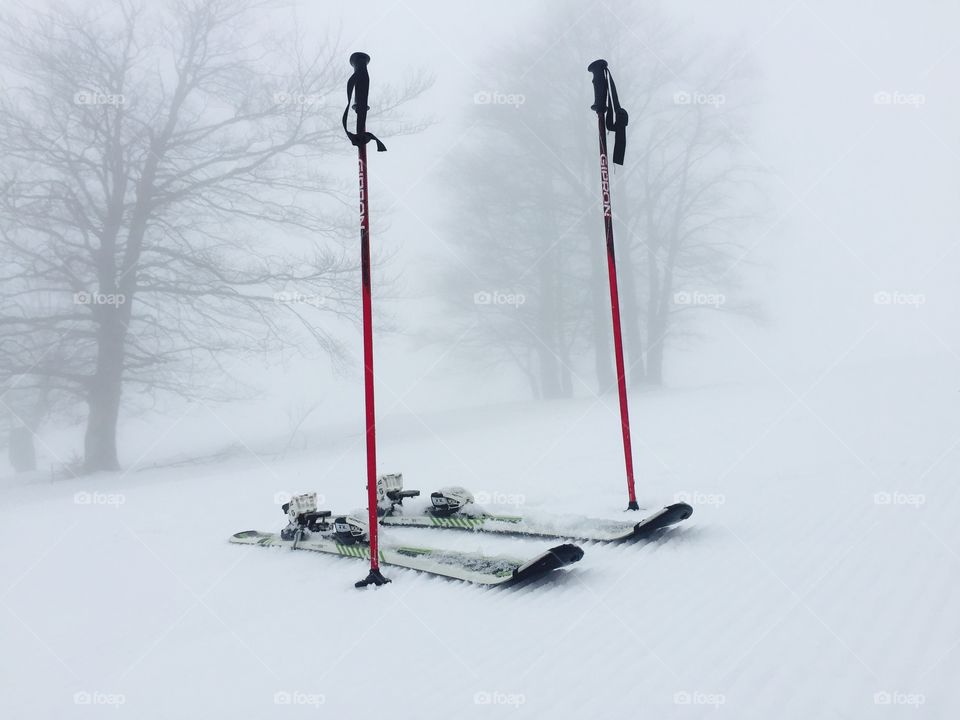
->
left=587, top=59, right=628, bottom=165
left=343, top=52, right=387, bottom=152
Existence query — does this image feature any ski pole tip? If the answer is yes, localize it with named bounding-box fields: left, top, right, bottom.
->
left=355, top=568, right=391, bottom=588
left=350, top=52, right=371, bottom=69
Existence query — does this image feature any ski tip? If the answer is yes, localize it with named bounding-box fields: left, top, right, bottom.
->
left=549, top=543, right=586, bottom=565
left=510, top=543, right=584, bottom=584
left=631, top=503, right=694, bottom=537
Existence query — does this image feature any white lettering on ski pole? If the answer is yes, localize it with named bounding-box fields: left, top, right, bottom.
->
left=600, top=154, right=611, bottom=218
left=358, top=157, right=366, bottom=222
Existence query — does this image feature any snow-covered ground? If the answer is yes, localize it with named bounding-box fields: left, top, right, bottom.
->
left=2, top=356, right=958, bottom=719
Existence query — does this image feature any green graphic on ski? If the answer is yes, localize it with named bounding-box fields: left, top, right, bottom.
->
left=229, top=530, right=583, bottom=585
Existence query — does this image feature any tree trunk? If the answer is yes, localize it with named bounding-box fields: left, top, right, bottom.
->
left=536, top=343, right=562, bottom=399
left=558, top=341, right=573, bottom=397
left=617, top=238, right=645, bottom=386
left=590, top=226, right=614, bottom=395
left=612, top=173, right=644, bottom=387
left=645, top=239, right=663, bottom=386
left=83, top=309, right=126, bottom=472
left=535, top=178, right=566, bottom=400
left=646, top=312, right=667, bottom=386
left=9, top=427, right=36, bottom=472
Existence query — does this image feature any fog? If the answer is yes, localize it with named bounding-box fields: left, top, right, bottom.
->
left=2, top=3, right=959, bottom=718
left=0, top=0, right=954, bottom=469
left=312, top=0, right=960, bottom=412
left=2, top=0, right=957, bottom=465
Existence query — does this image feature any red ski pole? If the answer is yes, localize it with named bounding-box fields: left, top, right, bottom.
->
left=587, top=59, right=639, bottom=511
left=343, top=52, right=389, bottom=587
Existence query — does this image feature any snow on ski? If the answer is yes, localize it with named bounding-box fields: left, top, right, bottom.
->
left=380, top=502, right=693, bottom=541
left=229, top=530, right=584, bottom=585
left=375, top=475, right=693, bottom=542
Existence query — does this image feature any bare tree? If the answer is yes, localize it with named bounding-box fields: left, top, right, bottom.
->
left=0, top=0, right=429, bottom=471
left=433, top=2, right=761, bottom=395
left=622, top=53, right=765, bottom=385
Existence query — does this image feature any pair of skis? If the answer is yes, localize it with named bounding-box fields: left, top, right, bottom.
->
left=233, top=54, right=690, bottom=587
left=230, top=486, right=588, bottom=586
left=230, top=478, right=691, bottom=585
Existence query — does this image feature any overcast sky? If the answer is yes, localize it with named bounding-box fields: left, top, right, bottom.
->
left=285, top=1, right=957, bottom=398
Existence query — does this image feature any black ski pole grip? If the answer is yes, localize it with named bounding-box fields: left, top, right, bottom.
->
left=349, top=52, right=371, bottom=113
left=343, top=51, right=386, bottom=151
left=588, top=59, right=608, bottom=113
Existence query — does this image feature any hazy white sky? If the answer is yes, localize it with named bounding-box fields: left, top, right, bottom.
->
left=289, top=1, right=958, bottom=394
left=40, top=0, right=944, bottom=420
